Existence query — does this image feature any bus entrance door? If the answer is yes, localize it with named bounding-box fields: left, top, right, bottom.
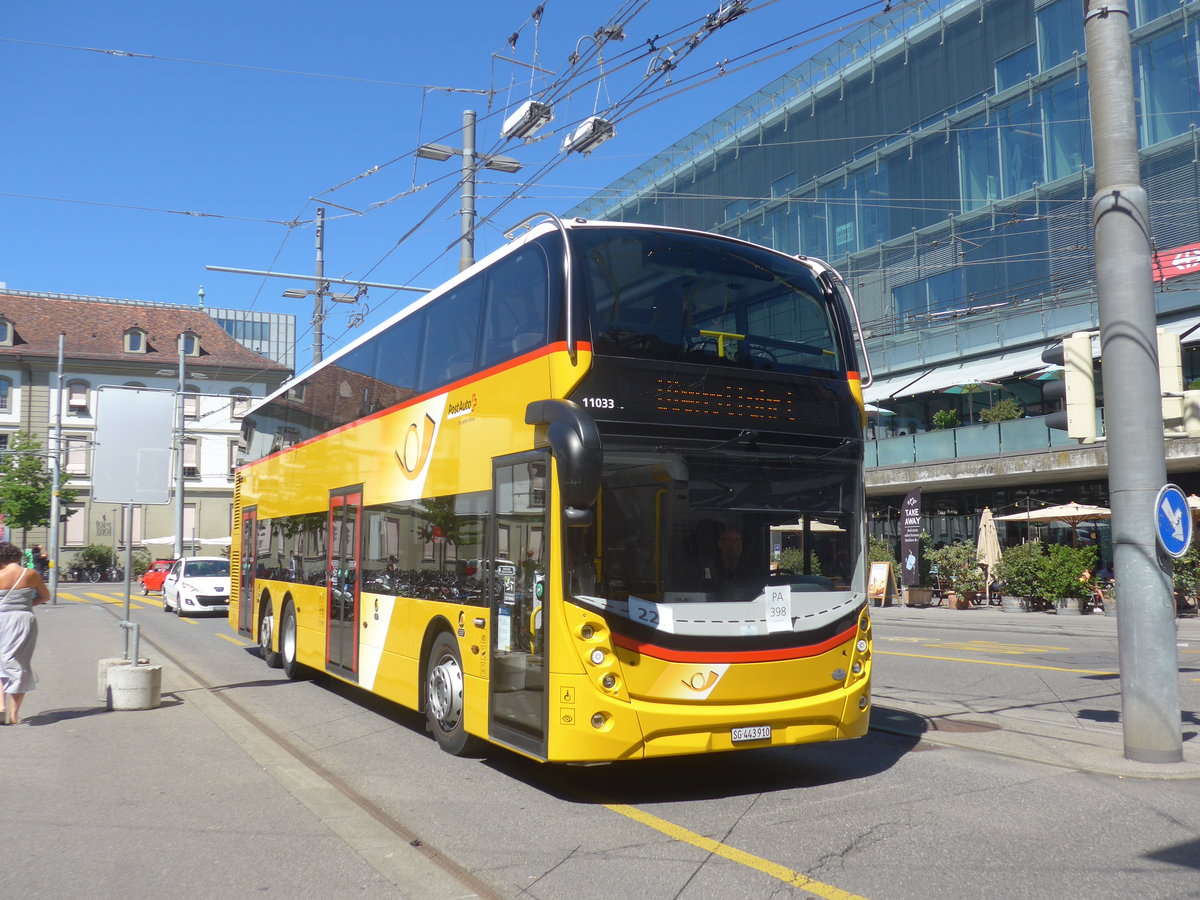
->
left=489, top=455, right=549, bottom=758
left=238, top=506, right=257, bottom=638
left=327, top=489, right=362, bottom=680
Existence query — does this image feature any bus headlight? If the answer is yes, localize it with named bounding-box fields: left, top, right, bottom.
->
left=581, top=624, right=595, bottom=640
left=601, top=673, right=616, bottom=689
left=591, top=712, right=608, bottom=729
left=859, top=694, right=869, bottom=710
left=852, top=661, right=863, bottom=675
left=856, top=639, right=868, bottom=653
left=589, top=648, right=606, bottom=665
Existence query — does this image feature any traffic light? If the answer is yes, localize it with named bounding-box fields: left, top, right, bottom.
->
left=1158, top=328, right=1184, bottom=431
left=1043, top=332, right=1096, bottom=441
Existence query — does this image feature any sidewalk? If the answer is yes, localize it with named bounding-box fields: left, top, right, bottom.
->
left=869, top=601, right=1200, bottom=779
left=3, top=601, right=1197, bottom=898
left=0, top=601, right=475, bottom=900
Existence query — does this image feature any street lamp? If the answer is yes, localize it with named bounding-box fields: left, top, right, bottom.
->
left=416, top=109, right=523, bottom=272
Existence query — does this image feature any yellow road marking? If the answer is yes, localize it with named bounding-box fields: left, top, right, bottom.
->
left=880, top=637, right=1069, bottom=654
left=877, top=650, right=1115, bottom=676
left=606, top=803, right=869, bottom=900
left=922, top=640, right=1070, bottom=655
left=82, top=592, right=122, bottom=606
left=86, top=593, right=163, bottom=612
left=217, top=633, right=251, bottom=647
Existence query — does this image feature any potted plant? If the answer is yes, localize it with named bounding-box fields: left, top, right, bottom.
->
left=925, top=540, right=984, bottom=608
left=994, top=539, right=1046, bottom=613
left=979, top=398, right=1023, bottom=424
left=932, top=409, right=961, bottom=430
left=1037, top=544, right=1097, bottom=615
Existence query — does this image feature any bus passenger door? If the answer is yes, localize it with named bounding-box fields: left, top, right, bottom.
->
left=238, top=506, right=257, bottom=637
left=489, top=454, right=550, bottom=758
left=327, top=489, right=362, bottom=680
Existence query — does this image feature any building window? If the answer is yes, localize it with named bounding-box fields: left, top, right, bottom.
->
left=183, top=438, right=199, bottom=478
left=994, top=43, right=1036, bottom=93
left=230, top=389, right=252, bottom=418
left=183, top=387, right=199, bottom=420
left=66, top=380, right=90, bottom=415
left=181, top=332, right=200, bottom=357
left=1137, top=27, right=1199, bottom=148
left=287, top=383, right=306, bottom=402
left=0, top=377, right=10, bottom=414
left=65, top=435, right=89, bottom=475
left=64, top=504, right=86, bottom=546
left=0, top=433, right=8, bottom=455
left=1036, top=0, right=1083, bottom=72
left=0, top=318, right=12, bottom=347
left=124, top=328, right=147, bottom=353
left=228, top=439, right=245, bottom=475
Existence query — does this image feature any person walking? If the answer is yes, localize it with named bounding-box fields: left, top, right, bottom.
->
left=0, top=541, right=50, bottom=724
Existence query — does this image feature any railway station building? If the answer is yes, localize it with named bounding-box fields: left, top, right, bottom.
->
left=571, top=0, right=1200, bottom=549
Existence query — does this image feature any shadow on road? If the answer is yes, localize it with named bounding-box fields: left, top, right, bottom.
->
left=486, top=705, right=923, bottom=805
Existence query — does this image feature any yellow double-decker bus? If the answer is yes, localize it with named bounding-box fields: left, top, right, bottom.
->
left=231, top=217, right=874, bottom=763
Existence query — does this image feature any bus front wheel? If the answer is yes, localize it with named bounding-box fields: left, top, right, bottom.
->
left=259, top=600, right=282, bottom=669
left=425, top=632, right=480, bottom=756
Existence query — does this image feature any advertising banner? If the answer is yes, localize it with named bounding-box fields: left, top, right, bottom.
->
left=900, top=487, right=922, bottom=587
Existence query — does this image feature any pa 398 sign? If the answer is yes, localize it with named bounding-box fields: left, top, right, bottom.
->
left=1154, top=484, right=1193, bottom=559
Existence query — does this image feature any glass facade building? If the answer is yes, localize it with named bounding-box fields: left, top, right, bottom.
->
left=570, top=0, right=1200, bottom=547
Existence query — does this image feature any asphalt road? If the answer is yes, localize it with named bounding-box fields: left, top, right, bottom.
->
left=47, top=586, right=1200, bottom=899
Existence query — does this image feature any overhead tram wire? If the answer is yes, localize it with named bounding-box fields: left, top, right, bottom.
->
left=0, top=37, right=494, bottom=93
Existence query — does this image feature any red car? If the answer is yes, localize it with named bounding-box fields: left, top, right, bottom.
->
left=140, top=559, right=176, bottom=595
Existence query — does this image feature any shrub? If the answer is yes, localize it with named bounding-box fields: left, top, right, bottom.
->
left=778, top=548, right=822, bottom=575
left=932, top=409, right=961, bottom=430
left=1038, top=544, right=1098, bottom=603
left=75, top=543, right=119, bottom=569
left=994, top=540, right=1046, bottom=597
left=925, top=541, right=984, bottom=595
left=867, top=535, right=899, bottom=585
left=979, top=398, right=1023, bottom=423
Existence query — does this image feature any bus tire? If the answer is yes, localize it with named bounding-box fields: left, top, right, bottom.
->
left=425, top=632, right=480, bottom=756
left=280, top=602, right=307, bottom=681
left=259, top=599, right=282, bottom=669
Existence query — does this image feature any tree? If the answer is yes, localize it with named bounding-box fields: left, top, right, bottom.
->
left=0, top=432, right=78, bottom=542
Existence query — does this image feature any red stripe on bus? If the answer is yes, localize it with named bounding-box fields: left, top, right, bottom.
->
left=610, top=622, right=859, bottom=663
left=240, top=341, right=585, bottom=471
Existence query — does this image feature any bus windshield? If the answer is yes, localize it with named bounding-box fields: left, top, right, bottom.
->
left=567, top=451, right=860, bottom=611
left=572, top=227, right=843, bottom=377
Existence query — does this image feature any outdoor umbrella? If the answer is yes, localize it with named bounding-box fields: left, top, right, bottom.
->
left=976, top=507, right=1003, bottom=602
left=941, top=379, right=1000, bottom=424
left=864, top=403, right=896, bottom=417
left=995, top=502, right=1111, bottom=546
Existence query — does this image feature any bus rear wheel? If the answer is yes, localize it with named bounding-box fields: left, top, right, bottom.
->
left=425, top=632, right=480, bottom=756
left=280, top=602, right=307, bottom=680
left=259, top=600, right=281, bottom=668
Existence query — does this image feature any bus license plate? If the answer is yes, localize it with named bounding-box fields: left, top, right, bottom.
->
left=731, top=725, right=771, bottom=743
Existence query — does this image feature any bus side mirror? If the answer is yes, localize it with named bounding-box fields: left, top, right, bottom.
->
left=525, top=399, right=601, bottom=526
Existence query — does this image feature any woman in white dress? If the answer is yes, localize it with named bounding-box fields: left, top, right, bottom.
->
left=0, top=541, right=50, bottom=724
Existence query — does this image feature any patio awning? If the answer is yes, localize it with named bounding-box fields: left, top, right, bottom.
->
left=864, top=347, right=1048, bottom=402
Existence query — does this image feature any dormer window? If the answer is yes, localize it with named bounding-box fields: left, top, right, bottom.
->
left=230, top=388, right=252, bottom=418
left=0, top=318, right=12, bottom=347
left=124, top=328, right=147, bottom=353
left=181, top=332, right=200, bottom=357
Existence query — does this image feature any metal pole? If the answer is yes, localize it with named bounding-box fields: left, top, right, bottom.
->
left=173, top=336, right=185, bottom=562
left=123, top=502, right=133, bottom=624
left=1085, top=0, right=1182, bottom=762
left=48, top=333, right=63, bottom=603
left=313, top=206, right=326, bottom=366
left=460, top=110, right=476, bottom=272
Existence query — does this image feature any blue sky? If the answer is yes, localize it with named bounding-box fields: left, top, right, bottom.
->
left=3, top=0, right=871, bottom=362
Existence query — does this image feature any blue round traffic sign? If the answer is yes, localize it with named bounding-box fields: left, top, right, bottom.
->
left=1155, top=484, right=1192, bottom=558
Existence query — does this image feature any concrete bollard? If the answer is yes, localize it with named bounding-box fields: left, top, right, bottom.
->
left=98, top=657, right=150, bottom=702
left=106, top=664, right=163, bottom=710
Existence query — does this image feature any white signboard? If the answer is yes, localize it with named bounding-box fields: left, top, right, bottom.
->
left=91, top=387, right=175, bottom=504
